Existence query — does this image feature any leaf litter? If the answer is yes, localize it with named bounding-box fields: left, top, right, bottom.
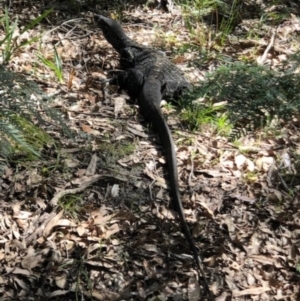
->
left=0, top=1, right=299, bottom=300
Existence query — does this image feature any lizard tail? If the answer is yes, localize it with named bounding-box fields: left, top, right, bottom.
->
left=139, top=77, right=212, bottom=300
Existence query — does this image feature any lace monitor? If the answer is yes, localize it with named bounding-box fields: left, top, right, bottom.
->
left=95, top=15, right=212, bottom=299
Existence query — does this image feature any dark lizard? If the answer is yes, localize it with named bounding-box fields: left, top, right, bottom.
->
left=95, top=15, right=212, bottom=299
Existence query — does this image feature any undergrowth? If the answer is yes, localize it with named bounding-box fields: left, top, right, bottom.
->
left=178, top=0, right=242, bottom=48
left=0, top=7, right=52, bottom=64
left=0, top=67, right=71, bottom=174
left=0, top=7, right=68, bottom=174
left=179, top=99, right=232, bottom=136
left=183, top=52, right=300, bottom=139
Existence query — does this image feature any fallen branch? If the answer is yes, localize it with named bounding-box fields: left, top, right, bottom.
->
left=50, top=175, right=105, bottom=206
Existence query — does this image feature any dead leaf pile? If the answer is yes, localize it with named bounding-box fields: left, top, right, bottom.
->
left=0, top=1, right=299, bottom=300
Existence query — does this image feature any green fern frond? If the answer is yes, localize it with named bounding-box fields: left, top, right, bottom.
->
left=0, top=66, right=71, bottom=135
left=0, top=119, right=40, bottom=157
left=0, top=133, right=13, bottom=157
left=0, top=66, right=72, bottom=160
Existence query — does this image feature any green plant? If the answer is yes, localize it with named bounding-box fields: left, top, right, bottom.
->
left=179, top=97, right=232, bottom=136
left=195, top=53, right=300, bottom=138
left=0, top=7, right=53, bottom=64
left=59, top=195, right=82, bottom=219
left=57, top=251, right=93, bottom=300
left=259, top=1, right=290, bottom=26
left=244, top=172, right=258, bottom=183
left=0, top=114, right=54, bottom=158
left=154, top=28, right=181, bottom=50
left=36, top=46, right=64, bottom=83
left=98, top=140, right=135, bottom=167
left=181, top=0, right=233, bottom=42
left=187, top=23, right=210, bottom=49
left=214, top=111, right=232, bottom=135
left=178, top=0, right=244, bottom=48
left=218, top=0, right=241, bottom=45
left=0, top=118, right=39, bottom=157
left=180, top=0, right=227, bottom=20
left=0, top=66, right=71, bottom=169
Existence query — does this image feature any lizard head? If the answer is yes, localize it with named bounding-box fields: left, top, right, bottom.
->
left=94, top=15, right=118, bottom=32
left=94, top=15, right=136, bottom=54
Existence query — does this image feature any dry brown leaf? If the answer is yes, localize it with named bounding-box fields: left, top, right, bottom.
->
left=114, top=96, right=125, bottom=116
left=12, top=239, right=26, bottom=250
left=76, top=226, right=86, bottom=237
left=173, top=55, right=185, bottom=64
left=92, top=213, right=115, bottom=226
left=36, top=198, right=47, bottom=209
left=197, top=169, right=227, bottom=177
left=127, top=123, right=148, bottom=138
left=6, top=267, right=31, bottom=276
left=111, top=184, right=119, bottom=198
left=221, top=160, right=234, bottom=169
left=11, top=222, right=21, bottom=239
left=188, top=275, right=201, bottom=301
left=64, top=158, right=80, bottom=168
left=247, top=273, right=256, bottom=286
left=235, top=154, right=247, bottom=170
left=142, top=244, right=160, bottom=254
left=55, top=275, right=67, bottom=289
left=115, top=210, right=137, bottom=222
left=64, top=240, right=76, bottom=251
left=21, top=252, right=43, bottom=270
left=144, top=167, right=167, bottom=189
left=67, top=68, right=76, bottom=90
left=12, top=202, right=31, bottom=219
left=103, top=223, right=120, bottom=239
left=196, top=193, right=215, bottom=216
left=14, top=277, right=28, bottom=290
left=43, top=210, right=64, bottom=237
left=232, top=285, right=271, bottom=297
left=48, top=290, right=70, bottom=298
left=256, top=156, right=275, bottom=171
left=76, top=168, right=87, bottom=177
left=231, top=194, right=256, bottom=204
left=82, top=124, right=93, bottom=133
left=215, top=292, right=229, bottom=301
left=249, top=254, right=278, bottom=265
left=27, top=170, right=42, bottom=185
left=279, top=151, right=291, bottom=169
left=71, top=174, right=104, bottom=185
left=225, top=275, right=238, bottom=290
left=86, top=154, right=98, bottom=176
left=56, top=219, right=76, bottom=227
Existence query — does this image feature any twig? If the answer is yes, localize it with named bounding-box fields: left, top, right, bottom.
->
left=258, top=30, right=276, bottom=65
left=188, top=156, right=194, bottom=187
left=50, top=175, right=104, bottom=206
left=239, top=37, right=292, bottom=56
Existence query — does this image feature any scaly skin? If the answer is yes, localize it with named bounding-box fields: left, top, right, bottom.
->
left=95, top=15, right=212, bottom=299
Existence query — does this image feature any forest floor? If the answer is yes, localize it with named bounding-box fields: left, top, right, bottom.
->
left=0, top=1, right=299, bottom=300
